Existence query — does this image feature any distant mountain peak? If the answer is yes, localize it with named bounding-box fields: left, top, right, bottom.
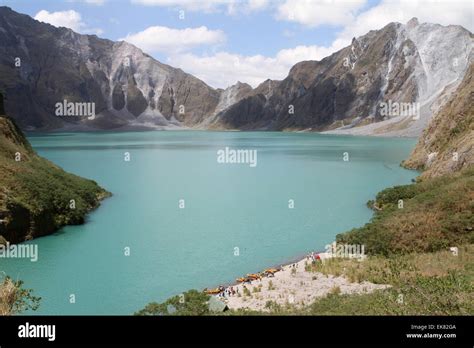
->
left=0, top=7, right=472, bottom=136
left=217, top=18, right=473, bottom=134
left=0, top=7, right=225, bottom=130
left=407, top=17, right=420, bottom=28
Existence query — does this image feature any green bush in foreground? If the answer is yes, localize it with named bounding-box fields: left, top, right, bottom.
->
left=135, top=290, right=210, bottom=316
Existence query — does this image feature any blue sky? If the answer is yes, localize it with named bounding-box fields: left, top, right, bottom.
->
left=2, top=0, right=472, bottom=88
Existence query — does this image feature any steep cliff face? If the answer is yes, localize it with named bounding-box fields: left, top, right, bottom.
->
left=216, top=19, right=473, bottom=135
left=402, top=63, right=474, bottom=178
left=0, top=94, right=109, bottom=244
left=0, top=6, right=222, bottom=130
left=0, top=6, right=472, bottom=136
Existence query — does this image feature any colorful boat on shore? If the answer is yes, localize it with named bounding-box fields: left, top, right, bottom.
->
left=246, top=273, right=261, bottom=280
left=204, top=288, right=223, bottom=295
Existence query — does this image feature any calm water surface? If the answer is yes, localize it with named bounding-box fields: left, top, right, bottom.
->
left=1, top=131, right=417, bottom=314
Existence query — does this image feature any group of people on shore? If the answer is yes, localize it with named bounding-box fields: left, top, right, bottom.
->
left=307, top=252, right=321, bottom=262
left=205, top=255, right=323, bottom=299
left=216, top=285, right=238, bottom=299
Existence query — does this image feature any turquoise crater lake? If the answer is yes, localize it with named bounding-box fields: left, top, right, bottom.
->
left=1, top=131, right=417, bottom=315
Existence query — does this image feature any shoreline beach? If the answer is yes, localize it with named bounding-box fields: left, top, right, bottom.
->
left=207, top=251, right=390, bottom=312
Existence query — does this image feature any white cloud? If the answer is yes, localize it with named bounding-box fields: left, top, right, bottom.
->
left=34, top=10, right=84, bottom=32
left=34, top=10, right=104, bottom=35
left=277, top=0, right=473, bottom=33
left=84, top=0, right=106, bottom=4
left=67, top=0, right=107, bottom=5
left=131, top=0, right=225, bottom=12
left=276, top=0, right=367, bottom=27
left=275, top=45, right=336, bottom=66
left=228, top=0, right=269, bottom=14
left=131, top=0, right=269, bottom=14
left=169, top=44, right=331, bottom=88
left=247, top=0, right=269, bottom=11
left=121, top=26, right=226, bottom=53
left=316, top=0, right=474, bottom=59
left=169, top=52, right=279, bottom=88
left=338, top=0, right=474, bottom=40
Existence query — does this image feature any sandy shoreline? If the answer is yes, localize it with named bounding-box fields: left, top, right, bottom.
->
left=209, top=253, right=390, bottom=312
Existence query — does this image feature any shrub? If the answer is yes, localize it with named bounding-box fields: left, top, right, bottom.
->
left=134, top=290, right=210, bottom=316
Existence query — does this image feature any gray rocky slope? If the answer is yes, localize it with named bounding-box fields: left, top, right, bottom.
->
left=0, top=7, right=472, bottom=136
left=217, top=18, right=472, bottom=135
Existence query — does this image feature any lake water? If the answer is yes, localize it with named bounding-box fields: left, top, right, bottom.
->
left=1, top=131, right=417, bottom=314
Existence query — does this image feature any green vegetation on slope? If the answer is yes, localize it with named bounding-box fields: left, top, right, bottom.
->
left=0, top=91, right=111, bottom=314
left=135, top=290, right=210, bottom=316
left=0, top=92, right=110, bottom=244
left=337, top=167, right=474, bottom=255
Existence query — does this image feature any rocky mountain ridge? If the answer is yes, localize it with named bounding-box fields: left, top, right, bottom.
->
left=216, top=18, right=473, bottom=134
left=0, top=6, right=472, bottom=136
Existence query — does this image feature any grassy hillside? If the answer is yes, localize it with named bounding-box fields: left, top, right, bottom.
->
left=0, top=92, right=110, bottom=244
left=337, top=167, right=474, bottom=255
left=301, top=245, right=474, bottom=315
